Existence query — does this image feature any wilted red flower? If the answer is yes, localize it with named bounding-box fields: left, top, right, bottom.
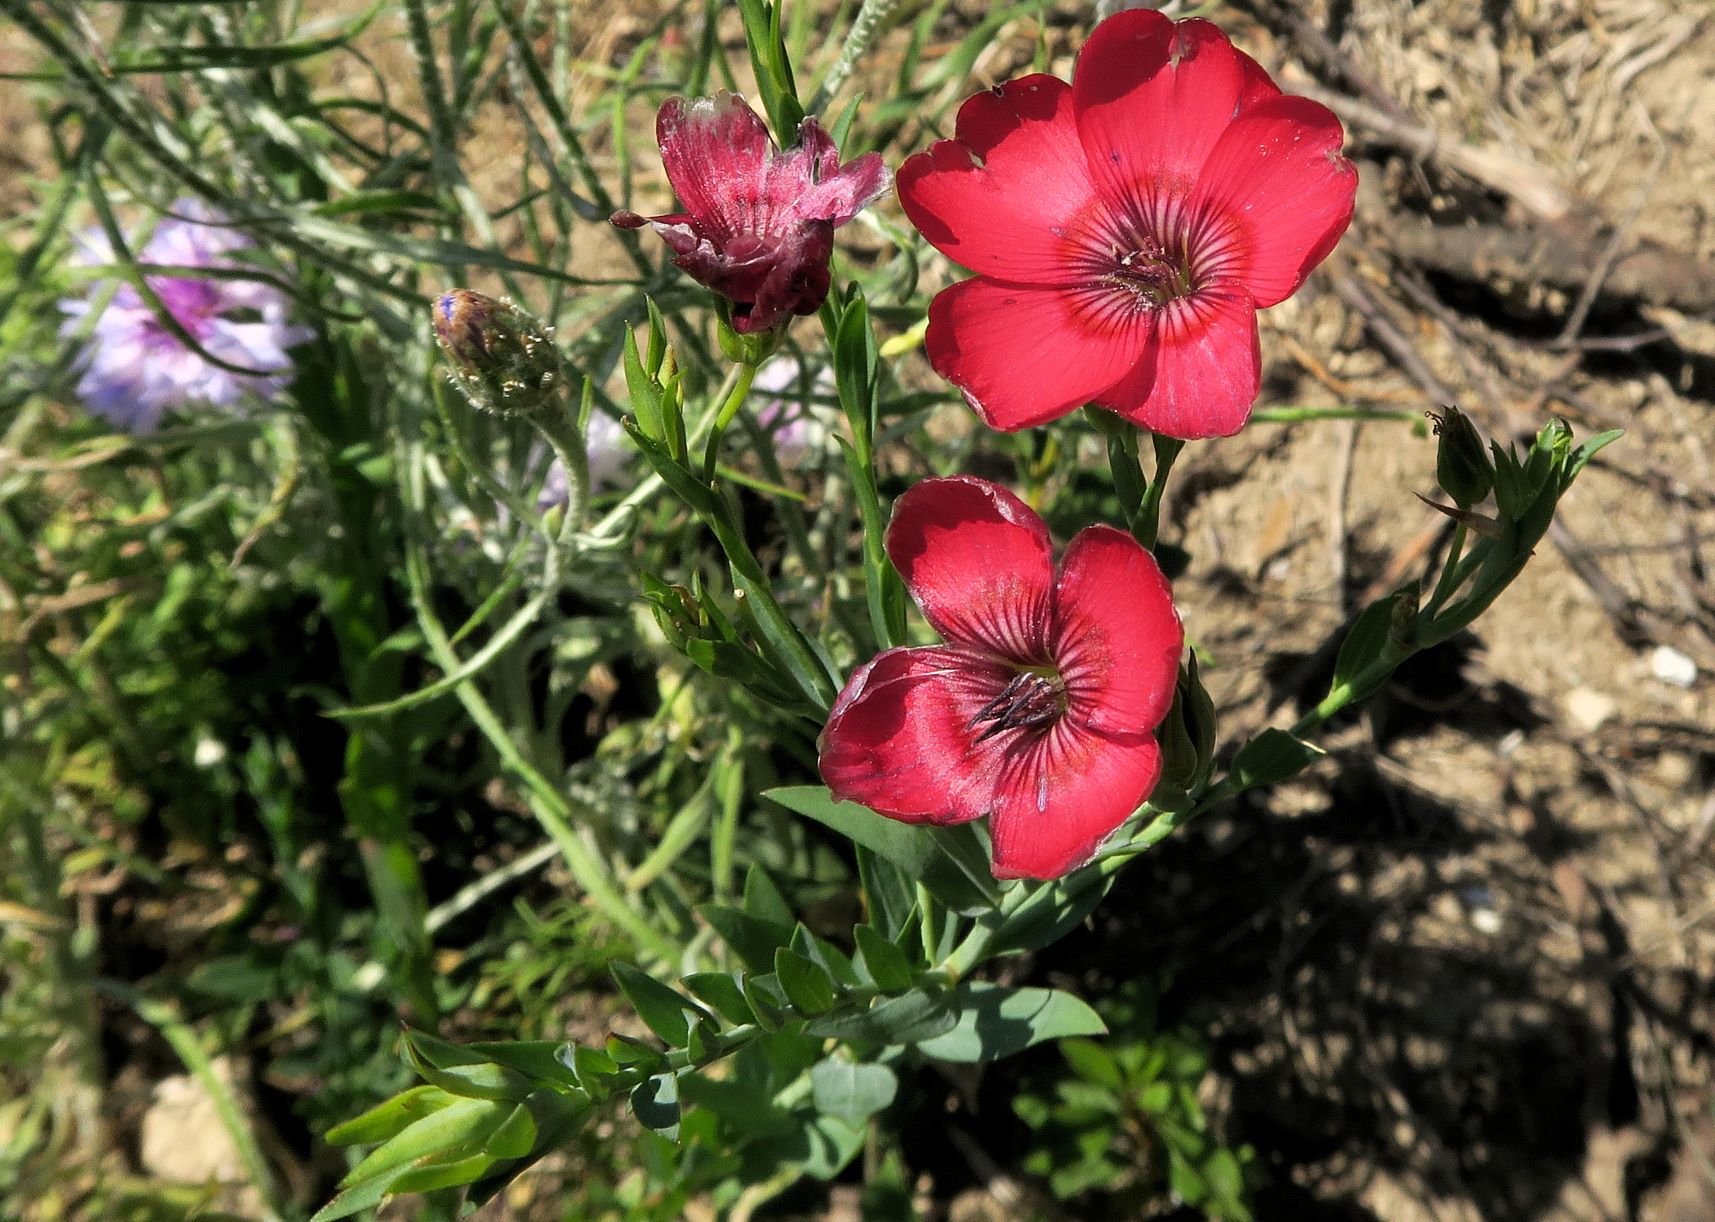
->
left=897, top=12, right=1356, bottom=439
left=613, top=93, right=891, bottom=334
left=818, top=477, right=1183, bottom=880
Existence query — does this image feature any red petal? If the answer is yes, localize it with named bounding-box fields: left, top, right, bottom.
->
left=656, top=94, right=775, bottom=235
left=925, top=278, right=1151, bottom=431
left=1193, top=95, right=1356, bottom=308
left=817, top=646, right=1012, bottom=824
left=785, top=119, right=893, bottom=226
left=897, top=75, right=1100, bottom=284
left=1104, top=288, right=1259, bottom=439
left=886, top=477, right=1055, bottom=659
left=1073, top=16, right=1276, bottom=212
left=1052, top=525, right=1182, bottom=735
left=988, top=723, right=1163, bottom=879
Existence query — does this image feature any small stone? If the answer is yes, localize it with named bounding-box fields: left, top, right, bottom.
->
left=1650, top=645, right=1697, bottom=689
left=1566, top=687, right=1618, bottom=731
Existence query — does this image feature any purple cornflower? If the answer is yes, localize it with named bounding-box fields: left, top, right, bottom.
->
left=59, top=200, right=312, bottom=432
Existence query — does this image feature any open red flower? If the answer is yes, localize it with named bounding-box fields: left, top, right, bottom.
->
left=897, top=12, right=1356, bottom=439
left=818, top=477, right=1183, bottom=880
left=613, top=93, right=891, bottom=334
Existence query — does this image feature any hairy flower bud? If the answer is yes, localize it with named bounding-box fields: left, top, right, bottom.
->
left=1430, top=405, right=1494, bottom=509
left=432, top=290, right=563, bottom=418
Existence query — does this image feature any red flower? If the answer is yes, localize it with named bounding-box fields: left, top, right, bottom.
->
left=896, top=12, right=1356, bottom=439
left=818, top=478, right=1183, bottom=880
left=613, top=93, right=891, bottom=334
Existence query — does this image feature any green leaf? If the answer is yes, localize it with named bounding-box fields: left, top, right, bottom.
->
left=743, top=864, right=796, bottom=929
left=310, top=1173, right=401, bottom=1222
left=338, top=1097, right=504, bottom=1188
left=774, top=947, right=837, bottom=1016
left=385, top=1151, right=498, bottom=1196
left=1567, top=428, right=1623, bottom=479
left=1060, top=1039, right=1124, bottom=1091
left=765, top=785, right=999, bottom=914
left=402, top=1033, right=529, bottom=1102
left=807, top=990, right=957, bottom=1045
left=681, top=972, right=755, bottom=1025
left=611, top=962, right=702, bottom=1047
left=630, top=1072, right=681, bottom=1140
left=324, top=1086, right=453, bottom=1146
left=1227, top=729, right=1325, bottom=791
left=1330, top=593, right=1408, bottom=703
left=854, top=925, right=914, bottom=994
left=679, top=1074, right=796, bottom=1135
left=739, top=972, right=792, bottom=1031
left=810, top=1058, right=898, bottom=1126
left=914, top=984, right=1105, bottom=1064
left=561, top=1044, right=618, bottom=1092
left=799, top=1115, right=868, bottom=1180
left=482, top=1103, right=538, bottom=1161
left=701, top=903, right=791, bottom=972
left=465, top=1041, right=582, bottom=1090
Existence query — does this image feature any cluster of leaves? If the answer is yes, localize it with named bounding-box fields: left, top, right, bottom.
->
left=1014, top=982, right=1253, bottom=1219
left=319, top=861, right=1104, bottom=1219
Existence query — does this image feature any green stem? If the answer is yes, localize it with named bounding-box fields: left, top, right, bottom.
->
left=533, top=405, right=592, bottom=547
left=1137, top=435, right=1185, bottom=550
left=1424, top=524, right=1469, bottom=619
left=1252, top=405, right=1420, bottom=425
left=1422, top=523, right=1469, bottom=620
left=701, top=360, right=759, bottom=484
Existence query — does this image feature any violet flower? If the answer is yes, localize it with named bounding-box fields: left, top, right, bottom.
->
left=59, top=200, right=312, bottom=433
left=612, top=93, right=891, bottom=334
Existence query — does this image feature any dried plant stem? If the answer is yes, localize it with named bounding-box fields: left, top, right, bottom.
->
left=812, top=0, right=901, bottom=115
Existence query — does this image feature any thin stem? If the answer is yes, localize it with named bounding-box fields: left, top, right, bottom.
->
left=1252, top=404, right=1420, bottom=424
left=1422, top=522, right=1468, bottom=619
left=1136, top=435, right=1185, bottom=550
left=533, top=404, right=592, bottom=545
left=811, top=0, right=900, bottom=113
left=701, top=360, right=759, bottom=484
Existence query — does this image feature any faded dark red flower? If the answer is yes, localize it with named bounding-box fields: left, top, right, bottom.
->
left=613, top=93, right=891, bottom=334
left=897, top=11, right=1356, bottom=439
left=818, top=477, right=1183, bottom=880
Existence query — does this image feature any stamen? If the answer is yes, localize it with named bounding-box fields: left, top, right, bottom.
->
left=971, top=669, right=1066, bottom=742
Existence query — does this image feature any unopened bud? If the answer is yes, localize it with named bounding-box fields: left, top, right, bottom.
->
left=432, top=290, right=563, bottom=417
left=1429, top=405, right=1493, bottom=509
left=715, top=307, right=786, bottom=366
left=1158, top=655, right=1218, bottom=792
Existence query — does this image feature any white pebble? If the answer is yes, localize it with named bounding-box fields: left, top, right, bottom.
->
left=1565, top=687, right=1618, bottom=732
left=1650, top=645, right=1698, bottom=689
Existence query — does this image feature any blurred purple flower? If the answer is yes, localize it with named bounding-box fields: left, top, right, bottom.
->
left=538, top=412, right=631, bottom=510
left=59, top=200, right=313, bottom=432
left=752, top=356, right=836, bottom=459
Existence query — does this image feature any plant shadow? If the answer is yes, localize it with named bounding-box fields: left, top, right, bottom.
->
left=1043, top=758, right=1636, bottom=1221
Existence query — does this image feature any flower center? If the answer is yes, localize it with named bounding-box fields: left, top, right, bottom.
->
left=1103, top=235, right=1196, bottom=308
left=147, top=276, right=225, bottom=341
left=971, top=667, right=1067, bottom=742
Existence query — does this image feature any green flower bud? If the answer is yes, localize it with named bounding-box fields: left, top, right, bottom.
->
left=1158, top=654, right=1217, bottom=792
left=432, top=290, right=563, bottom=418
left=1429, top=405, right=1494, bottom=509
left=715, top=307, right=786, bottom=366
